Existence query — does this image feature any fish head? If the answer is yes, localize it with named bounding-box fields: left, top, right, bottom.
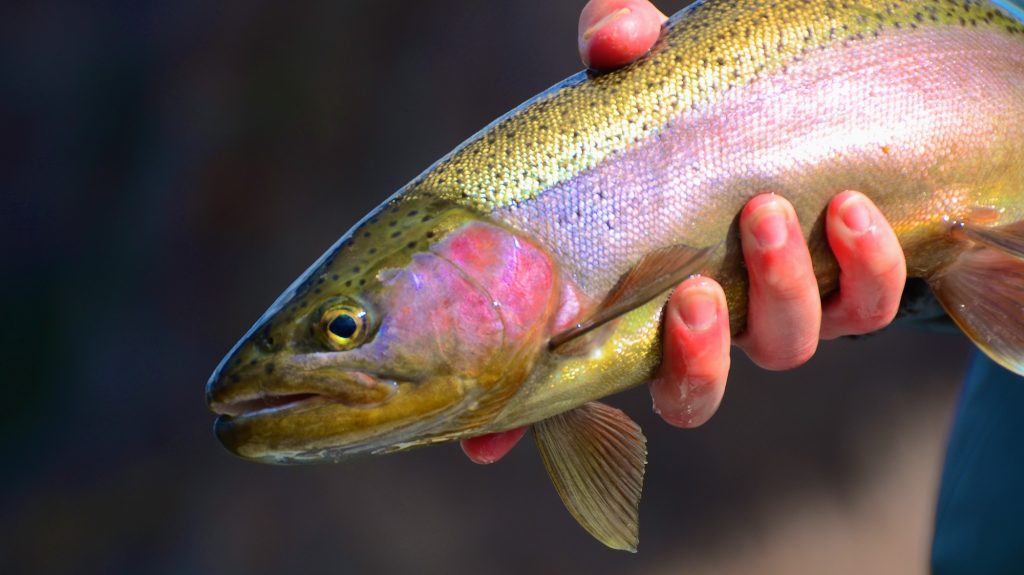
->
left=207, top=199, right=561, bottom=463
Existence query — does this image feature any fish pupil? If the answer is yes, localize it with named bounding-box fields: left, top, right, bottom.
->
left=329, top=314, right=358, bottom=339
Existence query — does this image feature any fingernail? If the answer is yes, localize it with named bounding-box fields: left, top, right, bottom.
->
left=680, top=288, right=718, bottom=332
left=583, top=7, right=631, bottom=40
left=749, top=200, right=789, bottom=249
left=840, top=194, right=872, bottom=234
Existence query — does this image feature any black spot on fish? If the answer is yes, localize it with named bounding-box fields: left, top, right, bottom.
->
left=391, top=231, right=401, bottom=238
left=426, top=231, right=435, bottom=238
left=331, top=274, right=339, bottom=280
left=264, top=363, right=275, bottom=375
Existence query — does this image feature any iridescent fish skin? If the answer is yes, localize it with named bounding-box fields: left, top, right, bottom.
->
left=208, top=0, right=1024, bottom=462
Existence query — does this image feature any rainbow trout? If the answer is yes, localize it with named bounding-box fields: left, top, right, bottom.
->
left=207, top=0, right=1024, bottom=551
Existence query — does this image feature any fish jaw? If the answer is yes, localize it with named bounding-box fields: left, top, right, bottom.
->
left=207, top=212, right=566, bottom=462
left=210, top=373, right=477, bottom=464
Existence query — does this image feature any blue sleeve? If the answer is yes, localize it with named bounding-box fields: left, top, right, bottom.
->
left=932, top=353, right=1024, bottom=574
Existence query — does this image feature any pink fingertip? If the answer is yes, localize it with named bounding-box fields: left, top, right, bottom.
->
left=747, top=199, right=790, bottom=250
left=460, top=427, right=528, bottom=464
left=679, top=287, right=718, bottom=332
left=579, top=0, right=666, bottom=70
left=839, top=194, right=873, bottom=234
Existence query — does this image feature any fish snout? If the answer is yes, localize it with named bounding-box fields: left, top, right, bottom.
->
left=207, top=346, right=398, bottom=420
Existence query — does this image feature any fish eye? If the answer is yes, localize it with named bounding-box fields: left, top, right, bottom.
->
left=319, top=304, right=368, bottom=350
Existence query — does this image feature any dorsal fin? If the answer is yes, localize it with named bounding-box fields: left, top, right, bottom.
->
left=533, top=401, right=647, bottom=551
left=549, top=244, right=714, bottom=351
left=930, top=221, right=1024, bottom=375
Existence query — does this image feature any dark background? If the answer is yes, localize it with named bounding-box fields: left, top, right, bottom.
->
left=2, top=1, right=972, bottom=573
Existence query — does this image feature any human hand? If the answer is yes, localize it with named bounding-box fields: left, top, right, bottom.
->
left=460, top=0, right=906, bottom=464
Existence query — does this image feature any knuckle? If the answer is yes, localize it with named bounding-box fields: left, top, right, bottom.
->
left=684, top=360, right=729, bottom=388
left=852, top=300, right=899, bottom=331
left=827, top=295, right=899, bottom=336
left=756, top=264, right=816, bottom=304
left=754, top=245, right=816, bottom=296
left=863, top=242, right=907, bottom=279
left=747, top=338, right=817, bottom=371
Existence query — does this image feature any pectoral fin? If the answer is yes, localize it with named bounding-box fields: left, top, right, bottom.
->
left=931, top=222, right=1024, bottom=375
left=550, top=244, right=714, bottom=351
left=956, top=220, right=1024, bottom=259
left=533, top=401, right=647, bottom=552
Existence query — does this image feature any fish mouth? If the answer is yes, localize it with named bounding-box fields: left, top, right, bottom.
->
left=210, top=392, right=337, bottom=418
left=206, top=359, right=479, bottom=463
left=205, top=356, right=445, bottom=462
left=207, top=365, right=400, bottom=420
left=206, top=342, right=407, bottom=413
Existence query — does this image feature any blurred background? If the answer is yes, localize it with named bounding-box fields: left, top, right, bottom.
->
left=2, top=1, right=973, bottom=573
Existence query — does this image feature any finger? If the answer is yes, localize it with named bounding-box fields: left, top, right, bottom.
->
left=650, top=276, right=731, bottom=428
left=736, top=194, right=821, bottom=370
left=579, top=0, right=667, bottom=70
left=460, top=426, right=528, bottom=464
left=820, top=191, right=906, bottom=339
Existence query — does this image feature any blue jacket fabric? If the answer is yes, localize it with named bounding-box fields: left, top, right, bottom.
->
left=932, top=355, right=1024, bottom=574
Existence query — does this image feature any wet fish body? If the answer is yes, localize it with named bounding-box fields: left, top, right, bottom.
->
left=208, top=0, right=1024, bottom=551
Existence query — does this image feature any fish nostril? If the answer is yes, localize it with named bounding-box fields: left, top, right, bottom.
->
left=256, top=327, right=278, bottom=352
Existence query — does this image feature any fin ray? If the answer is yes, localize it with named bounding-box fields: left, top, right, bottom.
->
left=533, top=401, right=646, bottom=552
left=959, top=221, right=1024, bottom=260
left=550, top=244, right=714, bottom=351
left=931, top=223, right=1024, bottom=375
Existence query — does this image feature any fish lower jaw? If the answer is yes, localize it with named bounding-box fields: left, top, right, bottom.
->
left=210, top=392, right=330, bottom=418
